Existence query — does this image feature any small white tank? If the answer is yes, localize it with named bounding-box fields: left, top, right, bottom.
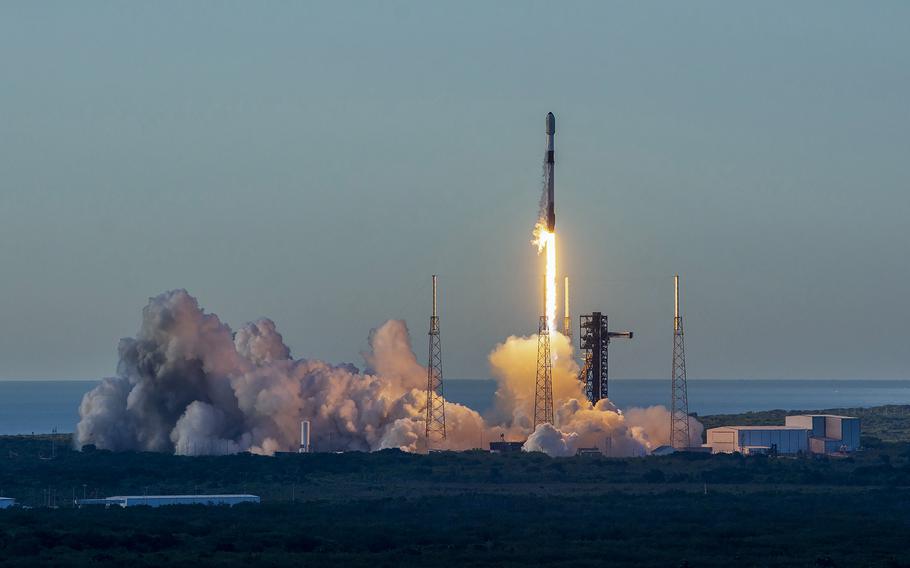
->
left=299, top=420, right=311, bottom=453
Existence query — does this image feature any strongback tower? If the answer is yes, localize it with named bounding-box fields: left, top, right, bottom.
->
left=534, top=279, right=554, bottom=427
left=425, top=275, right=446, bottom=443
left=578, top=313, right=633, bottom=404
left=670, top=274, right=690, bottom=449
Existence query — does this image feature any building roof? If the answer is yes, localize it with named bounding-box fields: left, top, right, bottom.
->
left=108, top=494, right=258, bottom=500
left=708, top=426, right=810, bottom=431
left=799, top=414, right=857, bottom=419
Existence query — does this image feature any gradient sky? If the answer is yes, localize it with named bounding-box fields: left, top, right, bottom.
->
left=1, top=2, right=908, bottom=380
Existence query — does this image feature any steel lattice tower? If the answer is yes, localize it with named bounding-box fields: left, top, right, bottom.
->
left=425, top=275, right=446, bottom=443
left=534, top=315, right=554, bottom=427
left=670, top=274, right=690, bottom=449
left=578, top=312, right=633, bottom=404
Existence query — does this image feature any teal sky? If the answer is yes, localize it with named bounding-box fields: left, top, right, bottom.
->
left=1, top=2, right=908, bottom=380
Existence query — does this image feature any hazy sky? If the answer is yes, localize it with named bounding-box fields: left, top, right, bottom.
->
left=1, top=2, right=908, bottom=380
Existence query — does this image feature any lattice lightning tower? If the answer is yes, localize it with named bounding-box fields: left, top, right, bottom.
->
left=425, top=275, right=446, bottom=443
left=534, top=279, right=554, bottom=427
left=670, top=274, right=690, bottom=449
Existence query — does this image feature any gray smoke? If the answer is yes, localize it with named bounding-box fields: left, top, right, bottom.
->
left=76, top=290, right=485, bottom=455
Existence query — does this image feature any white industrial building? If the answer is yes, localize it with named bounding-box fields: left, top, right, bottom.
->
left=706, top=414, right=861, bottom=456
left=706, top=426, right=810, bottom=455
left=0, top=497, right=15, bottom=509
left=75, top=494, right=260, bottom=508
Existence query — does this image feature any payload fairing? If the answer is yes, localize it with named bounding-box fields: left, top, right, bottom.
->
left=545, top=112, right=556, bottom=232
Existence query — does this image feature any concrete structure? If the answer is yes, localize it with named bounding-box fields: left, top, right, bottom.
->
left=706, top=426, right=810, bottom=455
left=0, top=497, right=15, bottom=509
left=785, top=414, right=860, bottom=453
left=75, top=494, right=260, bottom=508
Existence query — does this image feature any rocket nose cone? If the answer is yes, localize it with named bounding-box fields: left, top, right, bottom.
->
left=546, top=112, right=555, bottom=135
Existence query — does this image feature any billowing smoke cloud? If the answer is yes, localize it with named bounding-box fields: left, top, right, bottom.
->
left=77, top=290, right=484, bottom=455
left=77, top=290, right=701, bottom=458
left=486, top=333, right=703, bottom=457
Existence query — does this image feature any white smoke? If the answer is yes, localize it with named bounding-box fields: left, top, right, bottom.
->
left=76, top=290, right=484, bottom=455
left=486, top=333, right=703, bottom=457
left=76, top=290, right=701, bottom=458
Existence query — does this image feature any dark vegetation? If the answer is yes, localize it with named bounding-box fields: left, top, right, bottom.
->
left=2, top=491, right=910, bottom=567
left=2, top=405, right=910, bottom=567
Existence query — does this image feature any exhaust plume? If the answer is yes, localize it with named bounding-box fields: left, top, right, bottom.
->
left=486, top=332, right=703, bottom=456
left=76, top=290, right=484, bottom=455
left=76, top=290, right=701, bottom=458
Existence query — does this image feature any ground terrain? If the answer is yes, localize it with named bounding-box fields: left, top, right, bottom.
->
left=2, top=405, right=910, bottom=567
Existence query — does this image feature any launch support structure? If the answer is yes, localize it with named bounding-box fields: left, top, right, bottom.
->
left=534, top=310, right=554, bottom=427
left=534, top=275, right=555, bottom=427
left=578, top=313, right=633, bottom=404
left=670, top=274, right=690, bottom=449
left=425, top=275, right=446, bottom=443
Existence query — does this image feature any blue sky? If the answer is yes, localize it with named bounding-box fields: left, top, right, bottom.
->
left=1, top=2, right=908, bottom=379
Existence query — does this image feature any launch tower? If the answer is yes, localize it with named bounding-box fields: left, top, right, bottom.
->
left=533, top=276, right=554, bottom=427
left=425, top=275, right=446, bottom=443
left=534, top=314, right=554, bottom=428
left=578, top=312, right=633, bottom=404
left=670, top=274, right=690, bottom=449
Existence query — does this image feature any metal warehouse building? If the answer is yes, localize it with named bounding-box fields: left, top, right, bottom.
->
left=75, top=494, right=260, bottom=508
left=706, top=426, right=810, bottom=455
left=784, top=414, right=860, bottom=453
left=706, top=414, right=861, bottom=455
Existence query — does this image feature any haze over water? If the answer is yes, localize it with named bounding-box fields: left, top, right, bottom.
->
left=2, top=379, right=909, bottom=436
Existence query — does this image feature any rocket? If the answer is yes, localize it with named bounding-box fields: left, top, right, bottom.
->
left=545, top=112, right=556, bottom=232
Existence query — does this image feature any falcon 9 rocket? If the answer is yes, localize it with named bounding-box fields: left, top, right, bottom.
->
left=545, top=112, right=556, bottom=232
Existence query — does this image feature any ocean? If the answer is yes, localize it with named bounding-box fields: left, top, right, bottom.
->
left=2, top=379, right=910, bottom=435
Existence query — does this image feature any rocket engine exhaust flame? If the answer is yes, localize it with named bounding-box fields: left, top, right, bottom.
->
left=532, top=225, right=557, bottom=334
